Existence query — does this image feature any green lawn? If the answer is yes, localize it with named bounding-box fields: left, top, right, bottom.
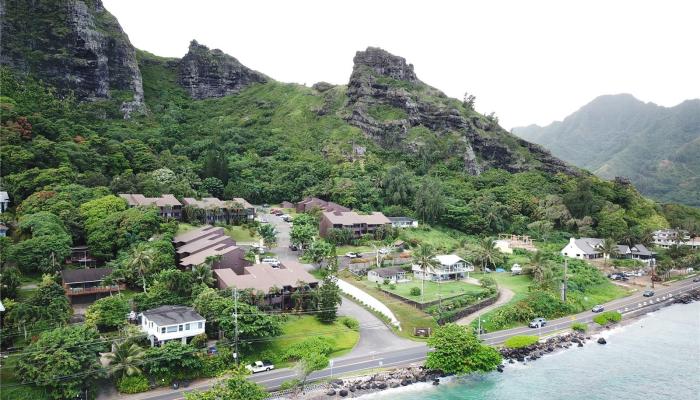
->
left=343, top=271, right=437, bottom=340
left=397, top=226, right=476, bottom=253
left=337, top=245, right=376, bottom=255
left=224, top=225, right=259, bottom=243
left=251, top=315, right=359, bottom=366
left=381, top=277, right=486, bottom=303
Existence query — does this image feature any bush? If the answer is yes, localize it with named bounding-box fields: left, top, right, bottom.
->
left=117, top=375, right=149, bottom=394
left=340, top=316, right=360, bottom=331
left=388, top=283, right=396, bottom=290
left=571, top=322, right=588, bottom=332
left=409, top=287, right=421, bottom=296
left=191, top=333, right=208, bottom=349
left=593, top=311, right=622, bottom=326
left=284, top=337, right=333, bottom=361
left=504, top=335, right=539, bottom=349
left=199, top=353, right=231, bottom=378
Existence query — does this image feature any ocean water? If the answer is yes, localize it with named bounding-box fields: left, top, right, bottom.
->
left=361, top=302, right=700, bottom=400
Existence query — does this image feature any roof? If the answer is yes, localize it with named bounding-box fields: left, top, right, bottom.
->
left=322, top=211, right=391, bottom=226
left=179, top=243, right=241, bottom=267
left=141, top=305, right=204, bottom=326
left=182, top=197, right=228, bottom=209
left=173, top=225, right=222, bottom=244
left=0, top=191, right=8, bottom=202
left=119, top=193, right=182, bottom=207
left=434, top=254, right=466, bottom=266
left=231, top=198, right=254, bottom=209
left=298, top=197, right=349, bottom=212
left=387, top=217, right=416, bottom=223
left=370, top=267, right=405, bottom=278
left=572, top=238, right=604, bottom=255
left=214, top=260, right=319, bottom=292
left=630, top=244, right=654, bottom=256
left=61, top=268, right=113, bottom=284
left=176, top=232, right=234, bottom=255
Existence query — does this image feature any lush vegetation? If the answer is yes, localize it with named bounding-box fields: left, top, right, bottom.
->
left=425, top=324, right=502, bottom=374
left=571, top=322, right=588, bottom=332
left=593, top=311, right=622, bottom=326
left=381, top=278, right=487, bottom=303
left=503, top=335, right=539, bottom=349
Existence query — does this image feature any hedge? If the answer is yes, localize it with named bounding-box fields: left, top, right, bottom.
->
left=571, top=322, right=588, bottom=332
left=117, top=375, right=150, bottom=394
left=593, top=311, right=622, bottom=326
left=504, top=335, right=539, bottom=349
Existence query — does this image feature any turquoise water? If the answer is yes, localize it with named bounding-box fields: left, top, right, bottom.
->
left=362, top=302, right=700, bottom=400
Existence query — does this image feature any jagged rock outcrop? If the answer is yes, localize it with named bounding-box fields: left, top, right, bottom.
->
left=0, top=0, right=146, bottom=118
left=178, top=40, right=268, bottom=99
left=346, top=47, right=577, bottom=176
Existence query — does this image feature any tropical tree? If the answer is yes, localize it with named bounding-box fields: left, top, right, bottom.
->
left=184, top=372, right=267, bottom=400
left=412, top=244, right=436, bottom=303
left=600, top=238, right=619, bottom=268
left=414, top=178, right=445, bottom=223
left=474, top=237, right=503, bottom=272
left=106, top=341, right=146, bottom=379
left=128, top=245, right=154, bottom=293
left=425, top=324, right=501, bottom=374
left=257, top=224, right=277, bottom=247
left=192, top=263, right=215, bottom=287
left=316, top=275, right=342, bottom=323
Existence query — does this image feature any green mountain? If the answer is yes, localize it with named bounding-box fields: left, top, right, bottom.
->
left=2, top=0, right=690, bottom=240
left=514, top=94, right=700, bottom=206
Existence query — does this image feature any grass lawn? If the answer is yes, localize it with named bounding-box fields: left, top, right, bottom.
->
left=224, top=225, right=259, bottom=243
left=176, top=222, right=197, bottom=234
left=337, top=245, right=376, bottom=255
left=398, top=226, right=477, bottom=253
left=251, top=315, right=359, bottom=367
left=382, top=277, right=486, bottom=303
left=342, top=271, right=437, bottom=340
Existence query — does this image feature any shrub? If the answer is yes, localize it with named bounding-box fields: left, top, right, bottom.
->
left=571, top=322, right=588, bottom=332
left=504, top=335, right=539, bottom=349
left=284, top=337, right=333, bottom=361
left=280, top=378, right=302, bottom=390
left=383, top=279, right=390, bottom=285
left=117, top=375, right=149, bottom=394
left=199, top=353, right=231, bottom=378
left=340, top=316, right=360, bottom=331
left=593, top=311, right=622, bottom=326
left=191, top=333, right=208, bottom=349
left=388, top=283, right=396, bottom=290
left=410, top=287, right=421, bottom=296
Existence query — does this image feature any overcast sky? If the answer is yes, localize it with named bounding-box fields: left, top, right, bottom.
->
left=103, top=0, right=700, bottom=129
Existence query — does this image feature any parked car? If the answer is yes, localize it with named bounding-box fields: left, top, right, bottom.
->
left=258, top=217, right=269, bottom=223
left=692, top=277, right=700, bottom=282
left=529, top=318, right=547, bottom=328
left=345, top=252, right=360, bottom=258
left=207, top=346, right=218, bottom=356
left=592, top=305, right=605, bottom=313
left=246, top=360, right=274, bottom=373
left=261, top=204, right=269, bottom=208
left=643, top=290, right=655, bottom=297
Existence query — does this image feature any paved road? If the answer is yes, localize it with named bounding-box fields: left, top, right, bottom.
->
left=125, top=277, right=699, bottom=399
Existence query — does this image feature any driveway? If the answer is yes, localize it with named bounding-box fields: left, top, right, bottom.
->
left=455, top=287, right=515, bottom=325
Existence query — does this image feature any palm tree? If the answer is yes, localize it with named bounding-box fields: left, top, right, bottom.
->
left=192, top=263, right=215, bottom=287
left=475, top=237, right=501, bottom=272
left=412, top=244, right=436, bottom=304
left=258, top=224, right=277, bottom=248
left=106, top=341, right=145, bottom=379
left=129, top=246, right=153, bottom=293
left=600, top=238, right=619, bottom=268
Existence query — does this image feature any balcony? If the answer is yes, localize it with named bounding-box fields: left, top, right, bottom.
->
left=64, top=284, right=126, bottom=296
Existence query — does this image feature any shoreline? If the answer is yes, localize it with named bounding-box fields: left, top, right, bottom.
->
left=271, top=288, right=700, bottom=399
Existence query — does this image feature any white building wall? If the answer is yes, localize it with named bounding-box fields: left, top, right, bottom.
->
left=141, top=315, right=206, bottom=344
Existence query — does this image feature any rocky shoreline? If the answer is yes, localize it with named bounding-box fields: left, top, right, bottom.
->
left=281, top=288, right=700, bottom=399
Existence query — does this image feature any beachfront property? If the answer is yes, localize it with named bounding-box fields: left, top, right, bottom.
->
left=561, top=237, right=657, bottom=262
left=173, top=225, right=248, bottom=271
left=388, top=217, right=418, bottom=229
left=495, top=234, right=537, bottom=254
left=60, top=267, right=124, bottom=300
left=318, top=211, right=392, bottom=238
left=294, top=197, right=350, bottom=213
left=182, top=197, right=256, bottom=224
left=367, top=266, right=410, bottom=284
left=652, top=229, right=700, bottom=249
left=413, top=254, right=474, bottom=281
left=214, top=260, right=319, bottom=308
left=139, top=305, right=206, bottom=347
left=119, top=193, right=183, bottom=220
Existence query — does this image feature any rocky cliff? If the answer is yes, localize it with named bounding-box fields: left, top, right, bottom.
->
left=178, top=40, right=268, bottom=99
left=345, top=47, right=574, bottom=176
left=0, top=0, right=145, bottom=117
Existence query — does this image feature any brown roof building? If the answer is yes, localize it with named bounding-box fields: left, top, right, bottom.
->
left=172, top=225, right=248, bottom=272
left=60, top=267, right=124, bottom=298
left=119, top=194, right=182, bottom=220
left=182, top=197, right=255, bottom=224
left=214, top=260, right=319, bottom=293
left=295, top=197, right=350, bottom=214
left=319, top=211, right=391, bottom=238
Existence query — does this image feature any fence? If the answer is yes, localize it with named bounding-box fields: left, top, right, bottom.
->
left=435, top=293, right=500, bottom=325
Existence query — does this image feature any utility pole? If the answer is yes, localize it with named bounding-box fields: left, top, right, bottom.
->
left=561, top=259, right=568, bottom=302
left=233, top=288, right=239, bottom=365
left=651, top=259, right=656, bottom=289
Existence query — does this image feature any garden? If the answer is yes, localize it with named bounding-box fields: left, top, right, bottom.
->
left=379, top=276, right=487, bottom=303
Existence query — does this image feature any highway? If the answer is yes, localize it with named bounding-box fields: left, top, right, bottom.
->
left=124, top=277, right=700, bottom=400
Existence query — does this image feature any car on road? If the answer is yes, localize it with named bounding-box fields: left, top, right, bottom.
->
left=345, top=252, right=360, bottom=258
left=643, top=290, right=655, bottom=297
left=258, top=217, right=269, bottom=223
left=692, top=277, right=700, bottom=282
left=246, top=360, right=274, bottom=373
left=608, top=274, right=629, bottom=281
left=261, top=257, right=280, bottom=267
left=592, top=305, right=605, bottom=313
left=529, top=317, right=547, bottom=328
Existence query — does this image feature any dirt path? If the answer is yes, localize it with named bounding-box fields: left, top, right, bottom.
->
left=455, top=287, right=515, bottom=326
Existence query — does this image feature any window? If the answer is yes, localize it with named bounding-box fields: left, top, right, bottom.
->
left=185, top=323, right=190, bottom=330
left=167, top=326, right=178, bottom=333
left=179, top=325, right=183, bottom=332
left=161, top=327, right=166, bottom=334
left=198, top=322, right=203, bottom=329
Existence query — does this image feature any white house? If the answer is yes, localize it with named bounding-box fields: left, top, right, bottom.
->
left=140, top=305, right=206, bottom=347
left=560, top=238, right=604, bottom=260
left=387, top=217, right=418, bottom=229
left=368, top=266, right=410, bottom=284
left=413, top=254, right=473, bottom=281
left=0, top=191, right=9, bottom=213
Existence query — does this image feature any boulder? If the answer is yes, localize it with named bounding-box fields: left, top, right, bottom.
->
left=339, top=389, right=348, bottom=397
left=597, top=337, right=607, bottom=345
left=326, top=389, right=336, bottom=396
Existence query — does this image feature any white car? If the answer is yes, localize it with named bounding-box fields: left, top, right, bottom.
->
left=378, top=248, right=389, bottom=255
left=246, top=360, right=275, bottom=373
left=261, top=257, right=280, bottom=267
left=345, top=252, right=360, bottom=258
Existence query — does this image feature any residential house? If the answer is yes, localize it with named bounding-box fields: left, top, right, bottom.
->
left=295, top=197, right=350, bottom=213
left=617, top=244, right=656, bottom=263
left=560, top=238, right=604, bottom=260
left=214, top=260, right=319, bottom=309
left=139, top=305, right=205, bottom=347
left=388, top=217, right=418, bottom=229
left=182, top=197, right=255, bottom=224
left=66, top=246, right=97, bottom=267
left=0, top=191, right=9, bottom=213
left=652, top=229, right=699, bottom=249
left=368, top=267, right=410, bottom=284
left=281, top=201, right=295, bottom=209
left=173, top=225, right=248, bottom=271
left=413, top=254, right=474, bottom=281
left=231, top=198, right=256, bottom=221
left=319, top=211, right=392, bottom=238
left=60, top=268, right=124, bottom=300
left=119, top=193, right=182, bottom=220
